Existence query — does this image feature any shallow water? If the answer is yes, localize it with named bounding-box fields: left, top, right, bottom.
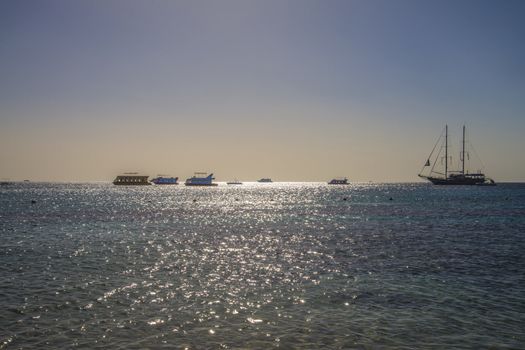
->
left=1, top=182, right=524, bottom=349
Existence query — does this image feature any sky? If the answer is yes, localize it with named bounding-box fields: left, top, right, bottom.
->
left=1, top=0, right=524, bottom=182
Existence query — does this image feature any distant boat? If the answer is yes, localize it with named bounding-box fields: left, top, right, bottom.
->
left=257, top=178, right=272, bottom=183
left=113, top=173, right=151, bottom=185
left=185, top=172, right=218, bottom=186
left=328, top=177, right=349, bottom=185
left=418, top=125, right=495, bottom=186
left=151, top=175, right=179, bottom=185
left=227, top=179, right=243, bottom=185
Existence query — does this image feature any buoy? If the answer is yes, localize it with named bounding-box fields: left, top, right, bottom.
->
left=389, top=197, right=393, bottom=201
left=31, top=200, right=36, bottom=204
left=343, top=197, right=348, bottom=201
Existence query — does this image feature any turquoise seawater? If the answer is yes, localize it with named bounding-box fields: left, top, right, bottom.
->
left=1, top=182, right=524, bottom=349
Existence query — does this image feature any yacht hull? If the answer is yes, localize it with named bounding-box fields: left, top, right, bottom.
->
left=424, top=176, right=485, bottom=186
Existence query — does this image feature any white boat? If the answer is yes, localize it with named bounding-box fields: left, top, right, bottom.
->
left=185, top=172, right=218, bottom=186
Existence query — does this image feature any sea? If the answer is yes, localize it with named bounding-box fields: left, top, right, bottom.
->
left=1, top=182, right=524, bottom=349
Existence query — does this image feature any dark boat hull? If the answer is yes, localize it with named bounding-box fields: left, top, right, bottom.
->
left=113, top=174, right=151, bottom=185
left=423, top=175, right=486, bottom=186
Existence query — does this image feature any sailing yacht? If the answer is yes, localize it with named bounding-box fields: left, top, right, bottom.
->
left=418, top=125, right=495, bottom=185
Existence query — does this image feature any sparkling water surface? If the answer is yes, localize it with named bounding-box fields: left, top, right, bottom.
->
left=1, top=182, right=524, bottom=349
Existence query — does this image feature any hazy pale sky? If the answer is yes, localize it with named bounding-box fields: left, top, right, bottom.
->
left=1, top=0, right=524, bottom=182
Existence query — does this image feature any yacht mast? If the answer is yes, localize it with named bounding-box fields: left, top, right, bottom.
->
left=462, top=125, right=466, bottom=175
left=445, top=125, right=448, bottom=179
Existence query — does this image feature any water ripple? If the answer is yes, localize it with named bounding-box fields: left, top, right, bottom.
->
left=1, top=182, right=524, bottom=348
